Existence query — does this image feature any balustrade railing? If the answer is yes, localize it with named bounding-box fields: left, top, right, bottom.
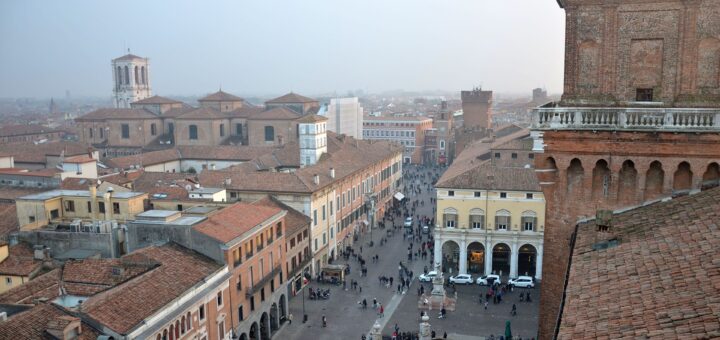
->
left=533, top=105, right=720, bottom=131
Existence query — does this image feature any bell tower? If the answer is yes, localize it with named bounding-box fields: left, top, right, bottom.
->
left=112, top=51, right=152, bottom=108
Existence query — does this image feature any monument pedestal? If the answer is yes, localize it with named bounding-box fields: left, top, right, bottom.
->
left=418, top=271, right=456, bottom=311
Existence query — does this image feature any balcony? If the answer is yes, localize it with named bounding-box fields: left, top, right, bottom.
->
left=246, top=266, right=281, bottom=298
left=532, top=104, right=720, bottom=132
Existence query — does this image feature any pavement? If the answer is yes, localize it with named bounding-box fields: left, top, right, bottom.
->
left=274, top=165, right=539, bottom=340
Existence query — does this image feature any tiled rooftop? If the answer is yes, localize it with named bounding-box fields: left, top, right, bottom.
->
left=0, top=243, right=43, bottom=277
left=198, top=90, right=244, bottom=102
left=193, top=202, right=284, bottom=243
left=0, top=303, right=100, bottom=340
left=265, top=92, right=317, bottom=104
left=17, top=189, right=146, bottom=201
left=558, top=187, right=720, bottom=339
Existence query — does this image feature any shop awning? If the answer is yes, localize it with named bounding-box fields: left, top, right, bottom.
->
left=394, top=192, right=406, bottom=201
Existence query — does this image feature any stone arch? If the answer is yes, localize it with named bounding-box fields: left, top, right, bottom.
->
left=645, top=161, right=665, bottom=200
left=673, top=161, right=693, bottom=192
left=270, top=303, right=279, bottom=333
left=141, top=66, right=147, bottom=84
left=702, top=162, right=720, bottom=189
left=249, top=322, right=259, bottom=340
left=279, top=294, right=287, bottom=323
left=698, top=37, right=720, bottom=88
left=116, top=66, right=122, bottom=87
left=134, top=66, right=139, bottom=85
left=240, top=333, right=248, bottom=340
left=260, top=312, right=270, bottom=340
left=591, top=159, right=611, bottom=200
left=441, top=240, right=460, bottom=273
left=124, top=66, right=130, bottom=85
left=466, top=241, right=485, bottom=274
left=518, top=244, right=538, bottom=278
left=492, top=243, right=511, bottom=276
left=617, top=160, right=638, bottom=204
left=567, top=158, right=585, bottom=198
left=538, top=156, right=559, bottom=183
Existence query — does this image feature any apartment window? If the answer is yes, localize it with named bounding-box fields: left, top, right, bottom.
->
left=494, top=152, right=500, bottom=159
left=526, top=193, right=533, bottom=199
left=89, top=128, right=94, bottom=138
left=528, top=153, right=534, bottom=159
left=500, top=192, right=507, bottom=198
left=5, top=277, right=11, bottom=285
left=238, top=305, right=244, bottom=321
left=199, top=305, right=206, bottom=321
left=121, top=124, right=130, bottom=139
left=512, top=153, right=518, bottom=159
left=474, top=192, right=481, bottom=198
left=233, top=247, right=242, bottom=267
left=470, top=209, right=485, bottom=229
left=448, top=191, right=454, bottom=197
left=87, top=201, right=92, bottom=213
left=99, top=128, right=104, bottom=138
left=522, top=211, right=537, bottom=231
left=330, top=201, right=334, bottom=215
left=250, top=296, right=255, bottom=311
left=219, top=124, right=225, bottom=137
left=261, top=287, right=265, bottom=302
left=150, top=123, right=157, bottom=136
left=443, top=208, right=457, bottom=228
left=216, top=291, right=223, bottom=307
left=177, top=204, right=183, bottom=211
left=323, top=233, right=327, bottom=245
left=314, top=238, right=318, bottom=251
left=218, top=320, right=225, bottom=338
left=313, top=209, right=318, bottom=226
left=636, top=88, right=654, bottom=102
left=264, top=126, right=275, bottom=141
left=113, top=202, right=120, bottom=214
left=276, top=222, right=282, bottom=238
left=236, top=123, right=243, bottom=136
left=98, top=202, right=105, bottom=213
left=189, top=125, right=198, bottom=140
left=322, top=205, right=326, bottom=220
left=495, top=211, right=510, bottom=230
left=237, top=274, right=242, bottom=290
left=64, top=200, right=75, bottom=212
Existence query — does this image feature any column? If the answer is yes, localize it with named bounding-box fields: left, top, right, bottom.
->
left=510, top=242, right=519, bottom=278
left=459, top=239, right=467, bottom=275
left=484, top=241, right=493, bottom=275
left=434, top=237, right=442, bottom=270
left=535, top=244, right=543, bottom=280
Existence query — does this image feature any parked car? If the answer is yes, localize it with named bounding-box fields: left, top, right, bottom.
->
left=449, top=274, right=473, bottom=284
left=476, top=274, right=501, bottom=286
left=422, top=225, right=429, bottom=234
left=418, top=271, right=437, bottom=282
left=508, top=276, right=535, bottom=288
left=404, top=217, right=413, bottom=228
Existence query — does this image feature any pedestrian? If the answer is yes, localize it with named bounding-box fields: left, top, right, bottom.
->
left=379, top=304, right=384, bottom=317
left=288, top=313, right=293, bottom=325
left=322, top=315, right=327, bottom=327
left=512, top=304, right=517, bottom=316
left=397, top=284, right=401, bottom=293
left=484, top=301, right=488, bottom=310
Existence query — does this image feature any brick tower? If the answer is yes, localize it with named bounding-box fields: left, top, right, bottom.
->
left=534, top=1, right=720, bottom=339
left=461, top=87, right=493, bottom=130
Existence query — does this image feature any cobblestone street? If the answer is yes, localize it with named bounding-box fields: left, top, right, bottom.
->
left=275, top=165, right=539, bottom=340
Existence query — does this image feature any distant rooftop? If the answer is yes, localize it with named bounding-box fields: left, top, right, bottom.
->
left=18, top=189, right=146, bottom=201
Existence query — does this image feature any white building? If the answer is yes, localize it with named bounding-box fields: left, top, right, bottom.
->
left=297, top=114, right=328, bottom=167
left=319, top=97, right=364, bottom=139
left=112, top=53, right=152, bottom=108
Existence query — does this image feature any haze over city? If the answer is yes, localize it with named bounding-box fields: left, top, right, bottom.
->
left=0, top=0, right=565, bottom=98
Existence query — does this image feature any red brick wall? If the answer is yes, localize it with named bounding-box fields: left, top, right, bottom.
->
left=535, top=130, right=720, bottom=339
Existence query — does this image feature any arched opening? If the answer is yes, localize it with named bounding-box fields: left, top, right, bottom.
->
left=645, top=161, right=665, bottom=200
left=264, top=126, right=275, bottom=142
left=240, top=334, right=248, bottom=340
left=174, top=320, right=179, bottom=339
left=141, top=66, right=147, bottom=84
left=441, top=240, right=459, bottom=274
left=469, top=208, right=485, bottom=229
left=185, top=312, right=191, bottom=331
left=134, top=66, right=139, bottom=85
left=518, top=244, right=537, bottom=278
left=591, top=159, right=611, bottom=200
left=673, top=162, right=693, bottom=192
left=279, top=294, right=287, bottom=324
left=157, top=334, right=161, bottom=340
left=567, top=158, right=585, bottom=198
left=169, top=324, right=174, bottom=340
left=494, top=209, right=511, bottom=231
left=539, top=156, right=559, bottom=183
left=181, top=316, right=186, bottom=333
left=260, top=312, right=270, bottom=340
left=270, top=303, right=279, bottom=333
left=466, top=242, right=485, bottom=274
left=124, top=66, right=130, bottom=85
left=249, top=322, right=259, bottom=340
left=702, top=162, right=720, bottom=189
left=617, top=160, right=638, bottom=204
left=163, top=329, right=168, bottom=340
left=116, top=66, right=122, bottom=88
left=492, top=243, right=511, bottom=277
left=442, top=207, right=457, bottom=228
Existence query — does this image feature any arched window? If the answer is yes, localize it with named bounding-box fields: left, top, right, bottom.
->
left=186, top=311, right=192, bottom=330
left=495, top=209, right=511, bottom=230
left=521, top=210, right=537, bottom=231
left=189, top=125, right=198, bottom=140
left=174, top=321, right=180, bottom=338
left=124, top=66, right=130, bottom=85
left=264, top=126, right=275, bottom=142
left=116, top=66, right=122, bottom=88
left=162, top=329, right=168, bottom=340
left=134, top=66, right=139, bottom=85
left=141, top=66, right=146, bottom=84
left=156, top=334, right=161, bottom=340
left=442, top=207, right=457, bottom=228
left=181, top=316, right=186, bottom=333
left=169, top=325, right=174, bottom=340
left=469, top=208, right=485, bottom=229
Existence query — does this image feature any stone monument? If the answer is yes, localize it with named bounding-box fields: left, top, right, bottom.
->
left=419, top=312, right=431, bottom=340
left=418, top=261, right=456, bottom=311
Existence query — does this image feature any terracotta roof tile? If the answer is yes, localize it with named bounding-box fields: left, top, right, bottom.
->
left=558, top=187, right=720, bottom=339
left=194, top=202, right=283, bottom=243
left=0, top=141, right=93, bottom=164
left=131, top=95, right=182, bottom=105
left=265, top=92, right=317, bottom=104
left=62, top=257, right=157, bottom=287
left=248, top=107, right=301, bottom=120
left=0, top=268, right=61, bottom=304
left=296, top=114, right=328, bottom=123
left=161, top=105, right=196, bottom=118
left=175, top=106, right=226, bottom=119
left=436, top=160, right=540, bottom=191
left=0, top=303, right=100, bottom=340
left=0, top=124, right=62, bottom=138
left=105, top=148, right=180, bottom=169
left=198, top=90, right=244, bottom=102
left=0, top=202, right=18, bottom=238
left=81, top=243, right=223, bottom=335
left=75, top=108, right=157, bottom=121
left=64, top=154, right=95, bottom=164
left=0, top=243, right=43, bottom=277
left=253, top=196, right=310, bottom=236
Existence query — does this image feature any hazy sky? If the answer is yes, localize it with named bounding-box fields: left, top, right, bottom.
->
left=0, top=0, right=565, bottom=99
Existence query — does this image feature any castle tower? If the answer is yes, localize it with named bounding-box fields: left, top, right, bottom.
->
left=534, top=1, right=720, bottom=339
left=460, top=87, right=492, bottom=130
left=297, top=114, right=328, bottom=167
left=112, top=52, right=152, bottom=108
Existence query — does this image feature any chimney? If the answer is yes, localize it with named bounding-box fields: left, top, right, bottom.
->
left=329, top=168, right=335, bottom=179
left=313, top=174, right=320, bottom=185
left=104, top=187, right=114, bottom=220
left=89, top=183, right=99, bottom=221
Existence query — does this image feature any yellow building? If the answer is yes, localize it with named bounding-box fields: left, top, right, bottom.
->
left=434, top=133, right=545, bottom=280
left=0, top=243, right=44, bottom=294
left=15, top=187, right=148, bottom=230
